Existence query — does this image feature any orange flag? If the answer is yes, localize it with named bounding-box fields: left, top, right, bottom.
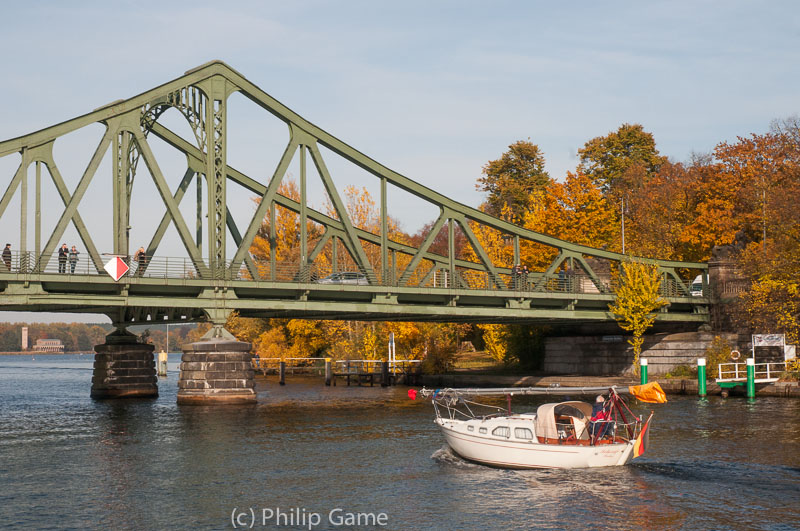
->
left=628, top=381, right=667, bottom=403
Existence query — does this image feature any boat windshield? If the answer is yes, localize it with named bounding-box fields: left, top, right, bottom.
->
left=553, top=404, right=588, bottom=420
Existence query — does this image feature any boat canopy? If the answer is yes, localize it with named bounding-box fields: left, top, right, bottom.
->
left=535, top=401, right=594, bottom=440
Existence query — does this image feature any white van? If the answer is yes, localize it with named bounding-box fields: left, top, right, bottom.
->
left=689, top=275, right=704, bottom=296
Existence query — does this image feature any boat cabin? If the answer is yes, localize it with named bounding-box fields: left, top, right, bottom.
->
left=535, top=401, right=593, bottom=443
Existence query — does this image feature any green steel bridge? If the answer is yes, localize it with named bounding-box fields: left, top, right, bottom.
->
left=0, top=61, right=709, bottom=330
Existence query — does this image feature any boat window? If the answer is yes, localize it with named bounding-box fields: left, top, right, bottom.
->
left=492, top=426, right=510, bottom=438
left=479, top=427, right=487, bottom=434
left=514, top=427, right=533, bottom=440
left=467, top=425, right=474, bottom=432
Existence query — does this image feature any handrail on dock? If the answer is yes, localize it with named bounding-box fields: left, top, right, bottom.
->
left=717, top=361, right=787, bottom=382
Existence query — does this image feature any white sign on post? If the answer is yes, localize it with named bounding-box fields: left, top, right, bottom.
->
left=752, top=334, right=784, bottom=347
left=104, top=256, right=129, bottom=282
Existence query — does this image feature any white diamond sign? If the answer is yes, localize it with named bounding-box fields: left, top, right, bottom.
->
left=104, top=256, right=129, bottom=281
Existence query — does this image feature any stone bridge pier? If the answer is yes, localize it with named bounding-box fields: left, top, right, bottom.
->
left=91, top=328, right=158, bottom=399
left=176, top=327, right=256, bottom=405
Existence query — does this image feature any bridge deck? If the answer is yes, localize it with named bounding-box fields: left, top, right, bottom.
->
left=0, top=252, right=709, bottom=325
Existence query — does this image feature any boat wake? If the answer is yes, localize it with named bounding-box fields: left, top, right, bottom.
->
left=431, top=445, right=481, bottom=468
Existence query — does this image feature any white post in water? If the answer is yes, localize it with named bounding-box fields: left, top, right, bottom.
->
left=157, top=350, right=168, bottom=377
left=388, top=333, right=396, bottom=371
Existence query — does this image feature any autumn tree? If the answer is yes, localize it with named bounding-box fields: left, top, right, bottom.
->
left=730, top=130, right=800, bottom=343
left=578, top=123, right=666, bottom=196
left=322, top=184, right=408, bottom=276
left=523, top=171, right=620, bottom=267
left=409, top=219, right=466, bottom=258
left=713, top=132, right=800, bottom=245
left=250, top=179, right=325, bottom=268
left=476, top=140, right=550, bottom=222
left=479, top=324, right=509, bottom=364
left=739, top=277, right=800, bottom=344
left=233, top=181, right=471, bottom=363
left=608, top=260, right=669, bottom=372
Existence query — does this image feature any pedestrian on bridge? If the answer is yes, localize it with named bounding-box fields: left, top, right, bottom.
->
left=69, top=245, right=79, bottom=274
left=58, top=243, right=68, bottom=274
left=2, top=243, right=11, bottom=270
left=134, top=247, right=147, bottom=275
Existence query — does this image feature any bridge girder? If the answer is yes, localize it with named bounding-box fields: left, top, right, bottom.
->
left=0, top=60, right=709, bottom=326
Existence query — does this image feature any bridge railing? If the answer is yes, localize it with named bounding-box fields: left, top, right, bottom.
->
left=0, top=250, right=212, bottom=279
left=0, top=250, right=702, bottom=298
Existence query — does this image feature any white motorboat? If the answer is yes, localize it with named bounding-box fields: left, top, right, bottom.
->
left=415, top=383, right=665, bottom=469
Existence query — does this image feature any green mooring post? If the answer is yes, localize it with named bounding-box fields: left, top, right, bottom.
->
left=640, top=358, right=648, bottom=385
left=324, top=358, right=332, bottom=386
left=279, top=361, right=286, bottom=386
left=746, top=357, right=756, bottom=399
left=697, top=358, right=707, bottom=397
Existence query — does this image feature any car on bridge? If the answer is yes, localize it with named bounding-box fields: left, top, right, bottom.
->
left=690, top=275, right=704, bottom=296
left=316, top=272, right=369, bottom=285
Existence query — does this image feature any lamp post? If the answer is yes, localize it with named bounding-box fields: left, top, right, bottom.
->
left=621, top=197, right=626, bottom=254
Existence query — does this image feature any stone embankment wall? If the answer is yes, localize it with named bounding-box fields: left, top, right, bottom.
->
left=544, top=331, right=738, bottom=376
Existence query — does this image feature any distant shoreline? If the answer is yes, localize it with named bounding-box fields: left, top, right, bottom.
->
left=0, top=351, right=94, bottom=356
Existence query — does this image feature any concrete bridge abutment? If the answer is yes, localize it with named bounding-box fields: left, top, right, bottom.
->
left=177, top=335, right=256, bottom=405
left=91, top=328, right=158, bottom=399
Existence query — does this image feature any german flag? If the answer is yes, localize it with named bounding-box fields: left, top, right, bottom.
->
left=632, top=413, right=654, bottom=459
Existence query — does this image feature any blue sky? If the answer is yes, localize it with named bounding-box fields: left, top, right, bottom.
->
left=1, top=1, right=798, bottom=322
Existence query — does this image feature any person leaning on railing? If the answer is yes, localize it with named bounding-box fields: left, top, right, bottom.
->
left=133, top=247, right=147, bottom=276
left=69, top=245, right=79, bottom=274
left=2, top=243, right=10, bottom=271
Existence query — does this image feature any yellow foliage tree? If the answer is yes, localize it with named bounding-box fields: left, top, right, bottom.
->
left=523, top=171, right=620, bottom=268
left=480, top=324, right=509, bottom=364
left=608, top=260, right=670, bottom=372
left=254, top=327, right=288, bottom=358
left=362, top=325, right=380, bottom=360
left=322, top=184, right=408, bottom=277
left=286, top=319, right=328, bottom=357
left=740, top=276, right=800, bottom=345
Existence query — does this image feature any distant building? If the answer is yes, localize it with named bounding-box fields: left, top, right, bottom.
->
left=33, top=339, right=64, bottom=353
left=21, top=327, right=28, bottom=350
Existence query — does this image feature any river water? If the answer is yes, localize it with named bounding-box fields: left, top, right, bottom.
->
left=0, top=354, right=798, bottom=530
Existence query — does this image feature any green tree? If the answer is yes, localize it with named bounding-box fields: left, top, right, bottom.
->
left=608, top=259, right=670, bottom=372
left=578, top=123, right=666, bottom=195
left=477, top=140, right=550, bottom=221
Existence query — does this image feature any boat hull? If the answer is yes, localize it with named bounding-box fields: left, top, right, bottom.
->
left=437, top=419, right=635, bottom=469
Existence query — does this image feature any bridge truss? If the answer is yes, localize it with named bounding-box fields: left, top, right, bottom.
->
left=0, top=61, right=708, bottom=327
